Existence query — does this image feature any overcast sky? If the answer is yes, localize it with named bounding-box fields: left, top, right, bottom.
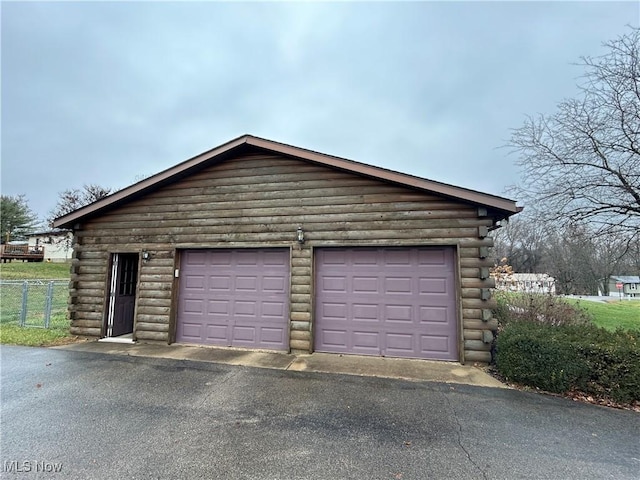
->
left=2, top=1, right=638, bottom=223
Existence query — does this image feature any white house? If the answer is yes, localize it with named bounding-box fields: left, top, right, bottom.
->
left=493, top=273, right=556, bottom=295
left=605, top=276, right=640, bottom=298
left=27, top=230, right=73, bottom=262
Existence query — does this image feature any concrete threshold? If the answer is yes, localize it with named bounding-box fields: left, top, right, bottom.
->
left=53, top=341, right=507, bottom=389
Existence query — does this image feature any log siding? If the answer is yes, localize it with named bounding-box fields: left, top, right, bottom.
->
left=68, top=152, right=503, bottom=363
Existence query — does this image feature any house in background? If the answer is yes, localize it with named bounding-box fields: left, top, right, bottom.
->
left=606, top=276, right=640, bottom=298
left=494, top=273, right=556, bottom=295
left=27, top=230, right=73, bottom=262
left=53, top=135, right=521, bottom=364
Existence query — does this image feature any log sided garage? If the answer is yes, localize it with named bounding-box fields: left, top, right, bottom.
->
left=53, top=135, right=520, bottom=363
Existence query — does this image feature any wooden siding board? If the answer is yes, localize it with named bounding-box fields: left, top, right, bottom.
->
left=71, top=320, right=101, bottom=329
left=291, top=285, right=311, bottom=294
left=78, top=223, right=484, bottom=237
left=137, top=314, right=170, bottom=324
left=71, top=312, right=103, bottom=321
left=136, top=322, right=169, bottom=333
left=70, top=327, right=102, bottom=336
left=78, top=231, right=486, bottom=246
left=91, top=196, right=463, bottom=218
left=136, top=331, right=169, bottom=341
left=88, top=209, right=484, bottom=227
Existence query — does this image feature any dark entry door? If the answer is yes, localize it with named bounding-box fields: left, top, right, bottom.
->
left=107, top=253, right=138, bottom=337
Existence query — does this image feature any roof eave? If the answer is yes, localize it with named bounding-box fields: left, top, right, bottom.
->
left=53, top=135, right=252, bottom=229
left=245, top=136, right=520, bottom=215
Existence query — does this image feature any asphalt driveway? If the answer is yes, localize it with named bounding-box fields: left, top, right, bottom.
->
left=1, top=345, right=638, bottom=479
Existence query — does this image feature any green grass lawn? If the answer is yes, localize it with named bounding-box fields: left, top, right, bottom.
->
left=0, top=261, right=74, bottom=345
left=570, top=299, right=640, bottom=331
left=0, top=261, right=70, bottom=280
left=0, top=313, right=76, bottom=346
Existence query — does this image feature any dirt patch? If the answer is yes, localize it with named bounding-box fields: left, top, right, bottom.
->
left=43, top=335, right=92, bottom=347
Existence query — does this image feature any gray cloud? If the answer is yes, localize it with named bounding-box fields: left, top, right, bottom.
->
left=2, top=1, right=638, bottom=221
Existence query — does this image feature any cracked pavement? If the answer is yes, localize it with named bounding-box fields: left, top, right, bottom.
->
left=2, top=345, right=639, bottom=479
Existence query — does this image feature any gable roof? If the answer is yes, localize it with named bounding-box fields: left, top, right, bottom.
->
left=27, top=229, right=72, bottom=237
left=611, top=276, right=640, bottom=283
left=53, top=134, right=521, bottom=229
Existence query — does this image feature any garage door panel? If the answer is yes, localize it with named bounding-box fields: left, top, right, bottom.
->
left=206, top=324, right=229, bottom=342
left=386, top=333, right=415, bottom=354
left=384, top=249, right=411, bottom=265
left=353, top=331, right=379, bottom=348
left=353, top=304, right=379, bottom=321
left=236, top=251, right=258, bottom=265
left=210, top=251, right=232, bottom=265
left=319, top=302, right=348, bottom=319
left=353, top=276, right=379, bottom=293
left=183, top=299, right=204, bottom=314
left=232, top=326, right=256, bottom=342
left=181, top=323, right=203, bottom=341
left=419, top=277, right=448, bottom=294
left=263, top=276, right=286, bottom=292
left=235, top=276, right=258, bottom=291
left=352, top=248, right=379, bottom=267
left=319, top=329, right=348, bottom=349
left=322, top=276, right=347, bottom=292
left=322, top=250, right=348, bottom=265
left=421, top=335, right=451, bottom=355
left=420, top=306, right=448, bottom=323
left=209, top=276, right=231, bottom=291
left=234, top=301, right=256, bottom=316
left=186, top=251, right=208, bottom=265
left=261, top=327, right=285, bottom=343
left=385, top=277, right=412, bottom=294
left=264, top=251, right=287, bottom=265
left=177, top=249, right=289, bottom=350
left=385, top=304, right=413, bottom=322
left=208, top=300, right=229, bottom=314
left=262, top=301, right=286, bottom=318
left=418, top=248, right=446, bottom=265
left=315, top=247, right=457, bottom=361
left=184, top=275, right=206, bottom=290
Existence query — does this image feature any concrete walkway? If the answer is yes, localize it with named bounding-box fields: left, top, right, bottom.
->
left=54, top=341, right=506, bottom=388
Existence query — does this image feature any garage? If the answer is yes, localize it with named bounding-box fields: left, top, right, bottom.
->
left=314, top=247, right=458, bottom=361
left=176, top=248, right=290, bottom=350
left=54, top=135, right=520, bottom=362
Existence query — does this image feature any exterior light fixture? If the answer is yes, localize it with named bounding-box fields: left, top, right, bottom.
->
left=142, top=250, right=151, bottom=262
left=296, top=226, right=305, bottom=244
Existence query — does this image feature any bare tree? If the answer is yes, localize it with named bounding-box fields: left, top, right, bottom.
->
left=537, top=225, right=633, bottom=295
left=509, top=28, right=640, bottom=239
left=492, top=215, right=546, bottom=273
left=48, top=184, right=112, bottom=227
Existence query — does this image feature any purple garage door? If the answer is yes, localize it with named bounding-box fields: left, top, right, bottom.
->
left=176, top=249, right=290, bottom=351
left=314, top=247, right=458, bottom=361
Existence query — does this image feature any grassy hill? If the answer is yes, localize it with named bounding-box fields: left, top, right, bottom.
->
left=570, top=299, right=640, bottom=331
left=0, top=261, right=71, bottom=280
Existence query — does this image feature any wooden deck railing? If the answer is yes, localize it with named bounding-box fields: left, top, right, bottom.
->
left=0, top=244, right=45, bottom=262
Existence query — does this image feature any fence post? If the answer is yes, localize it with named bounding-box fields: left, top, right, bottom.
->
left=44, top=281, right=54, bottom=328
left=20, top=281, right=29, bottom=327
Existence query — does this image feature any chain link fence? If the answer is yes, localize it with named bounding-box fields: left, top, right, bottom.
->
left=0, top=280, right=69, bottom=328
